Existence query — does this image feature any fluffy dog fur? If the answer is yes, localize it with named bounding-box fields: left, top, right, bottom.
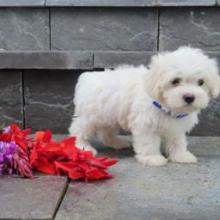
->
left=69, top=46, right=220, bottom=166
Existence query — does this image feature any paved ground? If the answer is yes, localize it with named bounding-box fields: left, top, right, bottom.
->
left=1, top=136, right=220, bottom=220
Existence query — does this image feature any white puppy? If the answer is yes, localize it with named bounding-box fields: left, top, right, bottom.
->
left=69, top=46, right=220, bottom=166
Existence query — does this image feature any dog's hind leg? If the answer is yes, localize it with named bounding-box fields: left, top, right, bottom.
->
left=98, top=127, right=131, bottom=149
left=69, top=117, right=98, bottom=155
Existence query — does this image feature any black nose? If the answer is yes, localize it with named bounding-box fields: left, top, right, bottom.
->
left=183, top=95, right=195, bottom=104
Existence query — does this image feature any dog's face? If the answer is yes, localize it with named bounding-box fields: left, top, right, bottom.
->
left=146, top=47, right=220, bottom=113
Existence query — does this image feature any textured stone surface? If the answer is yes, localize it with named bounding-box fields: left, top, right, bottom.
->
left=94, top=51, right=153, bottom=68
left=192, top=97, right=220, bottom=136
left=188, top=136, right=220, bottom=156
left=0, top=136, right=219, bottom=220
left=159, top=8, right=220, bottom=51
left=0, top=0, right=216, bottom=7
left=1, top=51, right=220, bottom=70
left=0, top=51, right=93, bottom=69
left=23, top=67, right=220, bottom=135
left=0, top=71, right=23, bottom=126
left=0, top=8, right=49, bottom=50
left=47, top=0, right=216, bottom=7
left=47, top=0, right=156, bottom=6
left=53, top=135, right=220, bottom=157
left=0, top=175, right=67, bottom=219
left=56, top=155, right=220, bottom=220
left=24, top=70, right=81, bottom=133
left=51, top=8, right=158, bottom=51
left=157, top=0, right=216, bottom=6
left=0, top=0, right=45, bottom=6
left=192, top=52, right=220, bottom=136
left=98, top=136, right=220, bottom=157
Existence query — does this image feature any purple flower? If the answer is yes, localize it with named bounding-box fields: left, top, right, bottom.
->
left=0, top=141, right=18, bottom=175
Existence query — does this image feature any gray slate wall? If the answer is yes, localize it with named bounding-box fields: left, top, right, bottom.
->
left=1, top=3, right=220, bottom=135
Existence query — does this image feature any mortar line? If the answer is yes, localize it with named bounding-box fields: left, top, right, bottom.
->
left=92, top=52, right=95, bottom=69
left=49, top=7, right=52, bottom=50
left=157, top=8, right=160, bottom=51
left=21, top=71, right=26, bottom=129
left=52, top=178, right=70, bottom=219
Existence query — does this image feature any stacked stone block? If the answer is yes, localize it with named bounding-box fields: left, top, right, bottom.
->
left=0, top=1, right=219, bottom=135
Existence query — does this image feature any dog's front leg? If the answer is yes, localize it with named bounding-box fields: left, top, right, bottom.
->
left=166, top=133, right=197, bottom=163
left=132, top=129, right=168, bottom=166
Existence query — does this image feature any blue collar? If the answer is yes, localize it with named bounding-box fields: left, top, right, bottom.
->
left=152, top=101, right=189, bottom=119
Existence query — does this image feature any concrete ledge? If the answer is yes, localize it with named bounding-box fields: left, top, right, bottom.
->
left=0, top=175, right=67, bottom=219
left=94, top=51, right=154, bottom=68
left=156, top=0, right=216, bottom=6
left=0, top=51, right=93, bottom=70
left=46, top=0, right=217, bottom=7
left=0, top=51, right=220, bottom=70
left=54, top=135, right=220, bottom=220
left=53, top=135, right=220, bottom=156
left=0, top=0, right=217, bottom=7
left=0, top=0, right=45, bottom=7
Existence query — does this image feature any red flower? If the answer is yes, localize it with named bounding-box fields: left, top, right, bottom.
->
left=0, top=124, right=31, bottom=150
left=30, top=130, right=118, bottom=181
left=0, top=124, right=118, bottom=181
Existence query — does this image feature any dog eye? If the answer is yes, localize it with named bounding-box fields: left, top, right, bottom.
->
left=171, top=78, right=181, bottom=86
left=198, top=79, right=204, bottom=86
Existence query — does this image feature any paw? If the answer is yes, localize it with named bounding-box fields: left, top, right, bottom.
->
left=136, top=154, right=168, bottom=166
left=169, top=151, right=197, bottom=163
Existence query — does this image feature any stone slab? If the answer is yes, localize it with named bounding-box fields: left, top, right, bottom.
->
left=0, top=0, right=45, bottom=7
left=56, top=155, right=220, bottom=220
left=157, top=0, right=216, bottom=6
left=1, top=51, right=220, bottom=71
left=0, top=71, right=23, bottom=127
left=46, top=0, right=216, bottom=7
left=0, top=8, right=49, bottom=50
left=51, top=8, right=158, bottom=51
left=0, top=175, right=67, bottom=219
left=159, top=8, right=220, bottom=51
left=0, top=0, right=216, bottom=7
left=192, top=97, right=220, bottom=136
left=94, top=51, right=154, bottom=68
left=47, top=0, right=156, bottom=7
left=188, top=136, right=220, bottom=156
left=97, top=136, right=220, bottom=157
left=191, top=51, right=220, bottom=136
left=53, top=135, right=220, bottom=157
left=0, top=51, right=94, bottom=70
left=24, top=70, right=80, bottom=133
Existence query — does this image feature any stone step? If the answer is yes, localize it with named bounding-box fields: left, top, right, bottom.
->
left=1, top=69, right=220, bottom=136
left=1, top=51, right=220, bottom=70
left=0, top=5, right=220, bottom=135
left=54, top=135, right=220, bottom=157
left=0, top=51, right=94, bottom=70
left=56, top=157, right=220, bottom=220
left=0, top=175, right=68, bottom=219
left=0, top=136, right=220, bottom=220
left=0, top=0, right=218, bottom=7
left=55, top=135, right=220, bottom=220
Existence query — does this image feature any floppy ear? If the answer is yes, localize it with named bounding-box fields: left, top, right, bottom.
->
left=209, top=59, right=220, bottom=98
left=210, top=74, right=220, bottom=98
left=144, top=54, right=165, bottom=100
